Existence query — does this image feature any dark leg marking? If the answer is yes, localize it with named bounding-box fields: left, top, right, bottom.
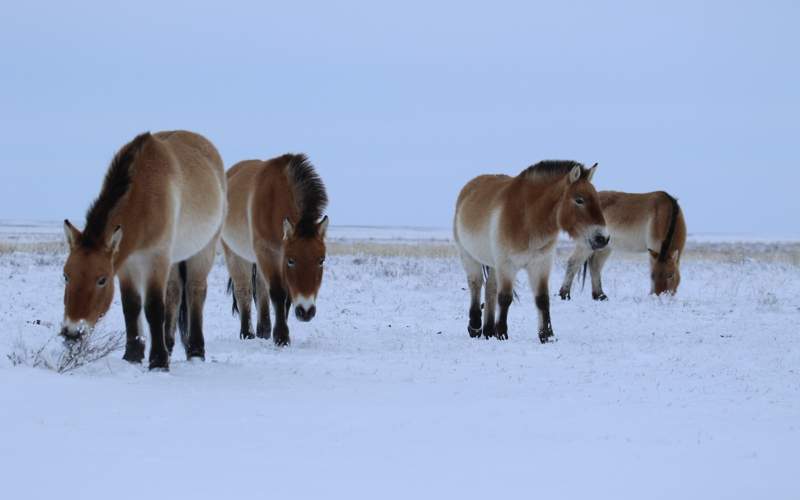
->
left=121, top=285, right=144, bottom=363
left=495, top=291, right=513, bottom=341
left=270, top=284, right=290, bottom=346
left=535, top=294, right=554, bottom=344
left=145, top=287, right=169, bottom=371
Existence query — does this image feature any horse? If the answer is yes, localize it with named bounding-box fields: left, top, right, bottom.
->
left=61, top=131, right=226, bottom=371
left=454, top=161, right=609, bottom=344
left=559, top=191, right=686, bottom=300
left=221, top=154, right=328, bottom=346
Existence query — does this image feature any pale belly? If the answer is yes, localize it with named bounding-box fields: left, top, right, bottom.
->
left=171, top=194, right=225, bottom=262
left=608, top=222, right=649, bottom=253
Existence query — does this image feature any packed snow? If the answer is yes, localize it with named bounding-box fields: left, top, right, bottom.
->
left=1, top=225, right=798, bottom=499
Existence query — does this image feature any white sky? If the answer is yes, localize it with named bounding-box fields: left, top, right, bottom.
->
left=1, top=0, right=798, bottom=236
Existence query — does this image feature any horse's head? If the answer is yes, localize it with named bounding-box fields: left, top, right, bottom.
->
left=558, top=164, right=609, bottom=251
left=648, top=248, right=681, bottom=295
left=61, top=220, right=122, bottom=339
left=282, top=215, right=329, bottom=322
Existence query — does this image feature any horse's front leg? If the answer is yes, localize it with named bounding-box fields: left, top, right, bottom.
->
left=527, top=256, right=555, bottom=343
left=119, top=273, right=145, bottom=364
left=144, top=256, right=171, bottom=371
left=257, top=252, right=290, bottom=347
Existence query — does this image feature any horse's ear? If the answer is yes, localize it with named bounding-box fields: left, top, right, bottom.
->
left=568, top=165, right=582, bottom=184
left=107, top=225, right=123, bottom=255
left=647, top=248, right=659, bottom=260
left=283, top=218, right=294, bottom=240
left=318, top=216, right=329, bottom=238
left=586, top=163, right=598, bottom=182
left=63, top=220, right=81, bottom=250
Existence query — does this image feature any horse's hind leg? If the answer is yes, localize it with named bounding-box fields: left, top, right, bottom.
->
left=254, top=267, right=272, bottom=339
left=223, top=242, right=255, bottom=340
left=483, top=267, right=498, bottom=339
left=559, top=245, right=592, bottom=300
left=589, top=247, right=612, bottom=301
left=458, top=250, right=484, bottom=338
left=181, top=236, right=217, bottom=360
left=494, top=269, right=514, bottom=341
left=164, top=265, right=182, bottom=355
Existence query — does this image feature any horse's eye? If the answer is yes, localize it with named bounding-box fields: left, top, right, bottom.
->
left=667, top=273, right=675, bottom=280
left=97, top=276, right=108, bottom=287
left=287, top=258, right=296, bottom=268
left=574, top=197, right=585, bottom=206
left=319, top=257, right=325, bottom=267
left=63, top=273, right=69, bottom=283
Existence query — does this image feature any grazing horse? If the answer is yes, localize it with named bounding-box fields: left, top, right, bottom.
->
left=454, top=161, right=609, bottom=343
left=559, top=191, right=686, bottom=299
left=61, top=131, right=226, bottom=371
left=221, top=154, right=328, bottom=346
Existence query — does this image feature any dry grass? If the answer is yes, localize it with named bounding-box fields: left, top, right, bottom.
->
left=2, top=238, right=798, bottom=266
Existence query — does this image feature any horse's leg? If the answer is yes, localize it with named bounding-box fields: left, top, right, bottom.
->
left=527, top=254, right=555, bottom=343
left=494, top=268, right=515, bottom=341
left=223, top=242, right=255, bottom=340
left=559, top=245, right=592, bottom=300
left=458, top=250, right=484, bottom=338
left=483, top=267, right=498, bottom=339
left=589, top=247, right=612, bottom=301
left=119, top=273, right=145, bottom=363
left=254, top=268, right=272, bottom=340
left=181, top=236, right=217, bottom=360
left=144, top=255, right=171, bottom=371
left=256, top=252, right=290, bottom=346
left=163, top=265, right=182, bottom=356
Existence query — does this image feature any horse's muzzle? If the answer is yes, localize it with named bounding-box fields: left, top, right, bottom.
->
left=590, top=234, right=610, bottom=250
left=295, top=305, right=316, bottom=322
left=60, top=327, right=84, bottom=341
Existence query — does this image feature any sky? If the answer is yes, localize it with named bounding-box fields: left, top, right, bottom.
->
left=1, top=0, right=798, bottom=236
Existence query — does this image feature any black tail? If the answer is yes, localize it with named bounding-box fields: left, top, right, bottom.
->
left=178, top=261, right=189, bottom=340
left=580, top=258, right=589, bottom=292
left=226, top=264, right=258, bottom=316
left=658, top=193, right=681, bottom=263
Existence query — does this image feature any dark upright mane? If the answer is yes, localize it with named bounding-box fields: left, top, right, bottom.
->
left=521, top=160, right=590, bottom=180
left=285, top=154, right=328, bottom=238
left=80, top=132, right=150, bottom=248
left=657, top=192, right=680, bottom=263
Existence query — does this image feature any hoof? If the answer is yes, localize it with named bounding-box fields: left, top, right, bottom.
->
left=122, top=339, right=145, bottom=364
left=538, top=328, right=555, bottom=344
left=558, top=288, right=571, bottom=301
left=495, top=324, right=508, bottom=341
left=148, top=352, right=170, bottom=371
left=496, top=331, right=509, bottom=341
left=240, top=331, right=255, bottom=340
left=468, top=325, right=482, bottom=338
left=256, top=322, right=272, bottom=340
left=186, top=348, right=205, bottom=361
left=148, top=364, right=170, bottom=372
left=273, top=326, right=290, bottom=347
left=593, top=293, right=609, bottom=301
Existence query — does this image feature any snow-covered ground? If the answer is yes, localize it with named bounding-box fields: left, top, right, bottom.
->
left=1, top=225, right=798, bottom=499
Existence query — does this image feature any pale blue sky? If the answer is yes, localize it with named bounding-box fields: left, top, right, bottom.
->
left=1, top=1, right=798, bottom=236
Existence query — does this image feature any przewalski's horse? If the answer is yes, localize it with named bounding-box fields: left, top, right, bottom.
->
left=221, top=154, right=328, bottom=346
left=454, top=161, right=609, bottom=343
left=559, top=191, right=686, bottom=299
left=61, top=131, right=226, bottom=371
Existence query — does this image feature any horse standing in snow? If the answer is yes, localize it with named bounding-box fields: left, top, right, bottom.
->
left=221, top=154, right=328, bottom=346
left=454, top=161, right=609, bottom=343
left=559, top=191, right=686, bottom=299
left=61, top=131, right=226, bottom=370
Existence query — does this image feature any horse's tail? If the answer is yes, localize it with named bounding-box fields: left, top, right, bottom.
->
left=226, top=264, right=259, bottom=316
left=178, top=261, right=189, bottom=343
left=580, top=257, right=589, bottom=292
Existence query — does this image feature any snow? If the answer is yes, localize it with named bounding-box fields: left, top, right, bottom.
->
left=1, top=227, right=799, bottom=499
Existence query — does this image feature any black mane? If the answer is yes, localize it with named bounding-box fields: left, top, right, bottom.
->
left=81, top=132, right=150, bottom=247
left=286, top=154, right=328, bottom=238
left=521, top=160, right=590, bottom=180
left=658, top=192, right=681, bottom=263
